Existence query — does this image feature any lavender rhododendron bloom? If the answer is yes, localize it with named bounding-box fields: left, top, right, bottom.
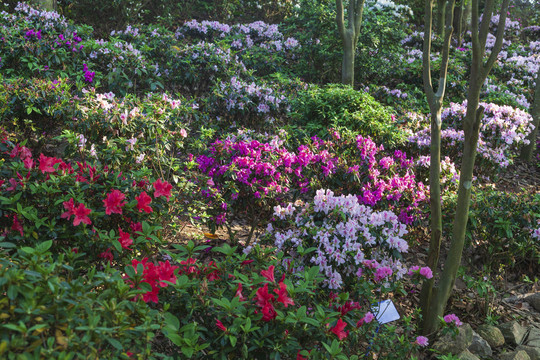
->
left=266, top=189, right=410, bottom=289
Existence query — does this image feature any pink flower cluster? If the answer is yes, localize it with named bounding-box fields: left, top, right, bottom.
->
left=443, top=313, right=463, bottom=327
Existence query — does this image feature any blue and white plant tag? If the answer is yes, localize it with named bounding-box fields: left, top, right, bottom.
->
left=371, top=299, right=400, bottom=324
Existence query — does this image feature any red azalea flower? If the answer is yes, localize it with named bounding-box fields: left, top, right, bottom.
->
left=255, top=283, right=274, bottom=308
left=235, top=283, right=246, bottom=301
left=7, top=178, right=18, bottom=191
left=205, top=261, right=220, bottom=281
left=39, top=153, right=61, bottom=173
left=180, top=258, right=198, bottom=275
left=261, top=301, right=277, bottom=322
left=118, top=228, right=133, bottom=250
left=142, top=283, right=160, bottom=303
left=23, top=157, right=34, bottom=169
left=73, top=203, right=92, bottom=226
left=99, top=248, right=114, bottom=264
left=331, top=318, right=349, bottom=340
left=153, top=179, right=172, bottom=200
left=157, top=260, right=178, bottom=287
left=261, top=265, right=275, bottom=283
left=136, top=191, right=153, bottom=213
left=11, top=215, right=23, bottom=236
left=240, top=259, right=254, bottom=266
left=130, top=221, right=143, bottom=234
left=216, top=319, right=227, bottom=332
left=103, top=189, right=126, bottom=215
left=274, top=282, right=294, bottom=308
left=337, top=301, right=361, bottom=316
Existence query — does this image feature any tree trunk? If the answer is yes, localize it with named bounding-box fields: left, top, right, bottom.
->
left=419, top=109, right=443, bottom=326
left=462, top=0, right=471, bottom=34
left=454, top=1, right=464, bottom=47
left=32, top=0, right=56, bottom=11
left=341, top=35, right=355, bottom=86
left=520, top=68, right=540, bottom=161
left=437, top=0, right=446, bottom=35
left=422, top=88, right=483, bottom=334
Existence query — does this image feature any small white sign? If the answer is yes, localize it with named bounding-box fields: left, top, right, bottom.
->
left=371, top=299, right=400, bottom=324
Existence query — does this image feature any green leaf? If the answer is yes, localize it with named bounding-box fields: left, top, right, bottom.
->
left=229, top=335, right=237, bottom=347
left=181, top=346, right=194, bottom=358
left=107, top=338, right=123, bottom=350
left=166, top=333, right=184, bottom=346
left=36, top=240, right=53, bottom=253
left=124, top=265, right=136, bottom=279
left=163, top=312, right=180, bottom=331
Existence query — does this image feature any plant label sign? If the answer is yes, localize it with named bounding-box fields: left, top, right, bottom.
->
left=372, top=299, right=400, bottom=324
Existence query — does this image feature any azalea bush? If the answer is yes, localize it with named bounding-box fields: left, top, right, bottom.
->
left=207, top=77, right=290, bottom=130
left=0, top=76, right=74, bottom=151
left=0, top=139, right=174, bottom=265
left=301, top=132, right=428, bottom=225
left=408, top=101, right=535, bottom=173
left=444, top=187, right=540, bottom=272
left=262, top=189, right=412, bottom=290
left=290, top=84, right=407, bottom=148
left=0, top=244, right=165, bottom=359
left=194, top=131, right=333, bottom=239
left=0, top=3, right=92, bottom=82
left=147, top=241, right=428, bottom=359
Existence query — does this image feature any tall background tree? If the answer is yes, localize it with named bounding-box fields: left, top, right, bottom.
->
left=419, top=0, right=455, bottom=333
left=421, top=0, right=511, bottom=335
left=32, top=0, right=56, bottom=11
left=335, top=0, right=366, bottom=85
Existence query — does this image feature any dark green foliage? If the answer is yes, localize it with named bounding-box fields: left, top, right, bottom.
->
left=290, top=84, right=407, bottom=148
left=444, top=188, right=540, bottom=274
left=0, top=245, right=164, bottom=359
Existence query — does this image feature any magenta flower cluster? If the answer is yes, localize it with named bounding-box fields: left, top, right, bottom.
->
left=54, top=32, right=84, bottom=52
left=24, top=28, right=41, bottom=41
left=82, top=63, right=95, bottom=83
left=313, top=133, right=427, bottom=224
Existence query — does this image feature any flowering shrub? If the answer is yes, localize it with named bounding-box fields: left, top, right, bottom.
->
left=303, top=132, right=428, bottom=224
left=169, top=42, right=249, bottom=95
left=194, top=131, right=329, bottom=236
left=263, top=189, right=411, bottom=289
left=148, top=241, right=427, bottom=359
left=208, top=76, right=290, bottom=128
left=0, top=77, right=74, bottom=144
left=0, top=140, right=174, bottom=264
left=408, top=101, right=534, bottom=171
left=0, top=4, right=92, bottom=84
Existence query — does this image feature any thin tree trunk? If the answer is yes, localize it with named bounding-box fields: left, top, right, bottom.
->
left=421, top=0, right=510, bottom=333
left=437, top=0, right=444, bottom=34
left=32, top=0, right=56, bottom=11
left=419, top=109, right=443, bottom=320
left=342, top=35, right=355, bottom=86
left=520, top=68, right=540, bottom=161
left=454, top=0, right=464, bottom=47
